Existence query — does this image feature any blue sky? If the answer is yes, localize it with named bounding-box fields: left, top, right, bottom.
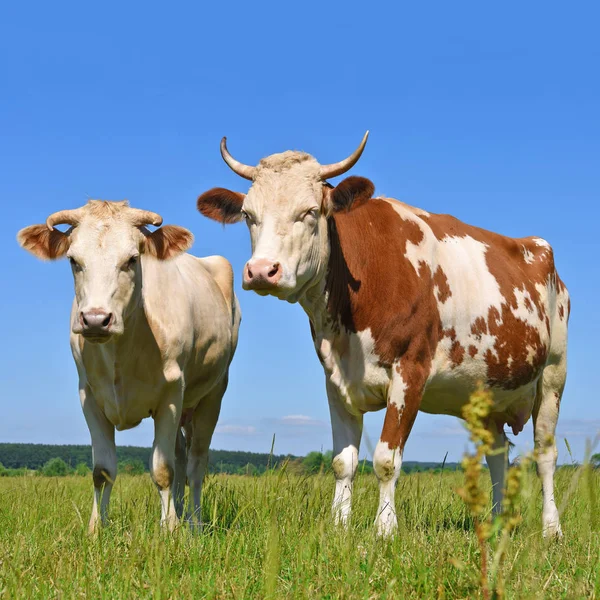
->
left=1, top=2, right=598, bottom=463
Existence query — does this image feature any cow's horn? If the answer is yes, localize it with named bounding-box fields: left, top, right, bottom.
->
left=46, top=208, right=85, bottom=230
left=220, top=137, right=256, bottom=181
left=129, top=209, right=163, bottom=227
left=319, top=131, right=369, bottom=180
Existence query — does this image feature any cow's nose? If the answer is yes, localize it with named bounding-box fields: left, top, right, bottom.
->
left=80, top=309, right=113, bottom=333
left=243, top=258, right=282, bottom=289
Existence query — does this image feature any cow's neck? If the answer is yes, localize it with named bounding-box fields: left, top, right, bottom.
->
left=299, top=277, right=328, bottom=330
left=300, top=202, right=440, bottom=370
left=299, top=214, right=392, bottom=410
left=299, top=215, right=350, bottom=340
left=116, top=302, right=147, bottom=348
left=85, top=298, right=159, bottom=420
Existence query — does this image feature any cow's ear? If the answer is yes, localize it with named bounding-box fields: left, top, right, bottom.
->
left=325, top=176, right=375, bottom=213
left=17, top=224, right=70, bottom=260
left=197, top=188, right=245, bottom=224
left=144, top=225, right=194, bottom=260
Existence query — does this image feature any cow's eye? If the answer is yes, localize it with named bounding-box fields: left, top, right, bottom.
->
left=301, top=209, right=319, bottom=222
left=122, top=256, right=138, bottom=270
left=69, top=257, right=83, bottom=272
left=241, top=210, right=256, bottom=225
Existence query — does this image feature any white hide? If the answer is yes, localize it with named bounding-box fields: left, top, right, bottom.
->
left=20, top=202, right=240, bottom=533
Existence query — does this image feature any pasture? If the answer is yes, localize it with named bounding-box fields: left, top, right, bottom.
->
left=1, top=466, right=598, bottom=599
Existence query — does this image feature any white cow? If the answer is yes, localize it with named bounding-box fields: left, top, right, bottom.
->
left=18, top=200, right=240, bottom=532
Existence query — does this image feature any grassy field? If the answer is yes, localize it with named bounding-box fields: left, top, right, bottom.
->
left=0, top=466, right=598, bottom=599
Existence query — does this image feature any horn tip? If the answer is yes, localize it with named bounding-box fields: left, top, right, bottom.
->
left=220, top=136, right=229, bottom=156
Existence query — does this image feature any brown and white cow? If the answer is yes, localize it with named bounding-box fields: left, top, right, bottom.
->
left=197, top=133, right=569, bottom=537
left=18, top=200, right=240, bottom=532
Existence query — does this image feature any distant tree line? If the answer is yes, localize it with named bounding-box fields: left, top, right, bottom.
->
left=0, top=443, right=149, bottom=471
left=0, top=444, right=306, bottom=476
left=3, top=443, right=589, bottom=478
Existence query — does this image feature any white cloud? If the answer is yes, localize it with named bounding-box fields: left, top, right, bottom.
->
left=214, top=424, right=258, bottom=436
left=279, top=414, right=326, bottom=427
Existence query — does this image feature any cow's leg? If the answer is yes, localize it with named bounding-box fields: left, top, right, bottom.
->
left=533, top=360, right=566, bottom=537
left=373, top=369, right=423, bottom=537
left=186, top=379, right=225, bottom=529
left=327, top=381, right=363, bottom=526
left=81, top=384, right=116, bottom=534
left=150, top=381, right=183, bottom=531
left=172, top=427, right=187, bottom=519
left=486, top=427, right=509, bottom=515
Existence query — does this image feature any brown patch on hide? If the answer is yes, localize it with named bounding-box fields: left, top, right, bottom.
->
left=433, top=266, right=452, bottom=303
left=468, top=345, right=478, bottom=358
left=440, top=327, right=465, bottom=367
left=380, top=354, right=430, bottom=450
left=471, top=317, right=488, bottom=339
left=324, top=191, right=440, bottom=450
left=483, top=305, right=548, bottom=390
left=326, top=198, right=437, bottom=368
left=450, top=340, right=465, bottom=367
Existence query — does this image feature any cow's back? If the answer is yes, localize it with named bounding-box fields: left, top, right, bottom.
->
left=412, top=205, right=569, bottom=422
left=142, top=253, right=238, bottom=383
left=196, top=255, right=241, bottom=361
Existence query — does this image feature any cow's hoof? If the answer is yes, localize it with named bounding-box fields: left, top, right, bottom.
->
left=161, top=516, right=179, bottom=533
left=542, top=507, right=562, bottom=539
left=542, top=521, right=563, bottom=539
left=374, top=514, right=397, bottom=538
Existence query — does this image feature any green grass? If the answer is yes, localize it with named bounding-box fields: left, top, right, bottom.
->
left=0, top=467, right=598, bottom=599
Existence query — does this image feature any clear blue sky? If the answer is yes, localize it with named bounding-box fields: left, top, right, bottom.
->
left=1, top=2, right=598, bottom=463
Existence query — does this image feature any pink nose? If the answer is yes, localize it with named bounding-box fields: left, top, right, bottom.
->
left=243, top=258, right=282, bottom=290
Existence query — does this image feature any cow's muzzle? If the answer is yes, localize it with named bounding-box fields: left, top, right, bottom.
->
left=79, top=309, right=114, bottom=343
left=242, top=258, right=283, bottom=292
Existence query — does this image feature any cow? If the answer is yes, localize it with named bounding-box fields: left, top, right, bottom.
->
left=18, top=200, right=240, bottom=533
left=196, top=132, right=569, bottom=537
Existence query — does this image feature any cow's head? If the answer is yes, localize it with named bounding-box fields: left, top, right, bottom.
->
left=197, top=132, right=372, bottom=303
left=17, top=201, right=193, bottom=343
